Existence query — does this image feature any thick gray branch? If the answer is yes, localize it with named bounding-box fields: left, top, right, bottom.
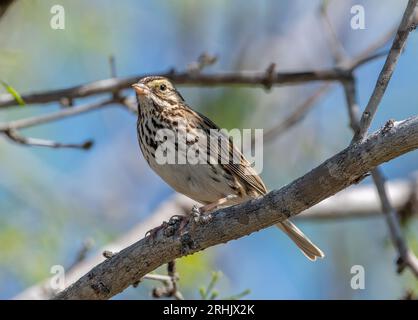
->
left=54, top=116, right=418, bottom=299
left=15, top=176, right=418, bottom=300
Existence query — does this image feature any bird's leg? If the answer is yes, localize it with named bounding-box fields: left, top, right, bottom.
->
left=145, top=215, right=188, bottom=239
left=192, top=195, right=238, bottom=225
left=168, top=214, right=189, bottom=233
left=145, top=220, right=169, bottom=239
left=147, top=194, right=239, bottom=238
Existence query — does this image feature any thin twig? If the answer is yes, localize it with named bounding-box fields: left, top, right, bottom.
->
left=371, top=171, right=418, bottom=277
left=152, top=261, right=184, bottom=300
left=3, top=129, right=93, bottom=150
left=348, top=27, right=397, bottom=70
left=352, top=0, right=418, bottom=142
left=347, top=73, right=418, bottom=275
left=252, top=15, right=394, bottom=148
left=342, top=77, right=361, bottom=133
left=261, top=84, right=331, bottom=145
left=322, top=0, right=418, bottom=277
left=68, top=238, right=95, bottom=270
left=142, top=273, right=172, bottom=283
left=319, top=2, right=348, bottom=63
left=109, top=56, right=117, bottom=78
left=0, top=97, right=117, bottom=131
left=0, top=70, right=354, bottom=109
left=102, top=249, right=183, bottom=298
left=0, top=46, right=389, bottom=151
left=187, top=52, right=218, bottom=74
left=348, top=51, right=391, bottom=70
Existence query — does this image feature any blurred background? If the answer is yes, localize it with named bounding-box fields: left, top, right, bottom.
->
left=0, top=0, right=417, bottom=299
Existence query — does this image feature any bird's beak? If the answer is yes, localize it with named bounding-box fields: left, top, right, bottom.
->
left=132, top=83, right=148, bottom=96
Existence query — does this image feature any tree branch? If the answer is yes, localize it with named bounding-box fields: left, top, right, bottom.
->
left=321, top=0, right=418, bottom=278
left=342, top=75, right=418, bottom=276
left=298, top=174, right=418, bottom=221
left=370, top=170, right=418, bottom=275
left=261, top=83, right=331, bottom=145
left=53, top=116, right=418, bottom=299
left=352, top=0, right=418, bottom=141
left=0, top=98, right=117, bottom=131
left=14, top=195, right=189, bottom=299
left=3, top=129, right=93, bottom=150
left=14, top=173, right=418, bottom=299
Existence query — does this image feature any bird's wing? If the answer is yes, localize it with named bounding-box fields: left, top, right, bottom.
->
left=188, top=107, right=267, bottom=196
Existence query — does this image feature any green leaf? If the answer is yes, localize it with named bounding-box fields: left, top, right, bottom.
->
left=209, top=290, right=219, bottom=300
left=199, top=271, right=222, bottom=300
left=199, top=287, right=207, bottom=300
left=1, top=80, right=25, bottom=106
left=223, top=289, right=251, bottom=300
left=206, top=271, right=222, bottom=296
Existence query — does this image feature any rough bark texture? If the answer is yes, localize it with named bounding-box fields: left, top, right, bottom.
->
left=54, top=116, right=418, bottom=300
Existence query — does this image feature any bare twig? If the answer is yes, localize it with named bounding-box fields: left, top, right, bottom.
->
left=352, top=0, right=418, bottom=141
left=0, top=70, right=354, bottom=109
left=102, top=250, right=183, bottom=299
left=321, top=0, right=418, bottom=277
left=68, top=238, right=95, bottom=270
left=371, top=170, right=418, bottom=276
left=348, top=27, right=397, bottom=69
left=0, top=51, right=391, bottom=111
left=261, top=84, right=331, bottom=145
left=3, top=128, right=93, bottom=150
left=109, top=56, right=117, bottom=79
left=346, top=77, right=418, bottom=277
left=142, top=273, right=172, bottom=283
left=298, top=175, right=418, bottom=221
left=106, top=247, right=184, bottom=299
left=187, top=52, right=218, bottom=74
left=0, top=97, right=121, bottom=149
left=342, top=78, right=361, bottom=133
left=348, top=51, right=391, bottom=70
left=319, top=2, right=348, bottom=63
left=253, top=15, right=395, bottom=147
left=151, top=261, right=184, bottom=300
left=0, top=98, right=117, bottom=132
left=0, top=42, right=390, bottom=151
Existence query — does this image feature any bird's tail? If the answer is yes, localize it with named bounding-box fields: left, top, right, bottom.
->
left=276, top=220, right=324, bottom=261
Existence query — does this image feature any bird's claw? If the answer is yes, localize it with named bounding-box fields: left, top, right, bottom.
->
left=145, top=215, right=189, bottom=239
left=191, top=205, right=212, bottom=225
left=145, top=221, right=169, bottom=239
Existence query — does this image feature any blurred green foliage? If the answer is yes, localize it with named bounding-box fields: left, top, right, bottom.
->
left=1, top=81, right=25, bottom=105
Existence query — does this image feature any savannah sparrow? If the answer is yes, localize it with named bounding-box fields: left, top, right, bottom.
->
left=132, top=76, right=324, bottom=261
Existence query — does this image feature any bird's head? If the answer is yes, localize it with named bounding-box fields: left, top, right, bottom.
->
left=132, top=76, right=184, bottom=110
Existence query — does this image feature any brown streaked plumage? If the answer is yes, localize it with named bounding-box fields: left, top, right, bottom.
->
left=133, top=76, right=324, bottom=261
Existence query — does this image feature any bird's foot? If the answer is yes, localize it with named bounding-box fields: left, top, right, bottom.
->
left=145, top=220, right=169, bottom=239
left=145, top=215, right=189, bottom=239
left=191, top=205, right=213, bottom=225
left=169, top=214, right=189, bottom=231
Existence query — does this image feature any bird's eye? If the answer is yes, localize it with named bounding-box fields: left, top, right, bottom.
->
left=160, top=84, right=167, bottom=91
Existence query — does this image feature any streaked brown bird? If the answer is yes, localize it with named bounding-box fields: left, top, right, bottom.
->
left=132, top=76, right=324, bottom=261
